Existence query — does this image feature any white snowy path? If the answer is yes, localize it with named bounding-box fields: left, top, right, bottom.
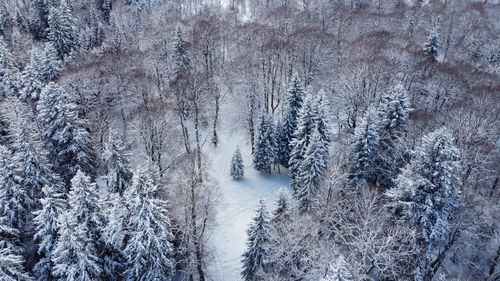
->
left=205, top=126, right=290, bottom=281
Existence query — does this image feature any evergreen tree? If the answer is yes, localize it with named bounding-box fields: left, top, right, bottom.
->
left=272, top=187, right=291, bottom=222
left=47, top=3, right=79, bottom=58
left=289, top=92, right=316, bottom=193
left=351, top=107, right=380, bottom=185
left=296, top=127, right=328, bottom=212
left=33, top=185, right=66, bottom=281
left=37, top=82, right=94, bottom=185
left=0, top=214, right=33, bottom=281
left=123, top=168, right=175, bottom=281
left=102, top=193, right=126, bottom=280
left=242, top=196, right=271, bottom=281
left=52, top=171, right=104, bottom=281
left=423, top=28, right=439, bottom=61
left=278, top=74, right=304, bottom=167
left=103, top=131, right=133, bottom=195
left=230, top=147, right=244, bottom=180
left=253, top=110, right=276, bottom=174
left=100, top=0, right=112, bottom=24
left=274, top=118, right=287, bottom=167
left=386, top=128, right=461, bottom=281
left=376, top=84, right=411, bottom=188
left=19, top=64, right=43, bottom=103
left=38, top=43, right=63, bottom=83
left=378, top=84, right=410, bottom=136
left=0, top=42, right=18, bottom=100
left=4, top=98, right=62, bottom=217
left=0, top=145, right=31, bottom=233
left=28, top=0, right=50, bottom=39
left=172, top=25, right=191, bottom=81
left=0, top=0, right=12, bottom=36
left=313, top=90, right=333, bottom=150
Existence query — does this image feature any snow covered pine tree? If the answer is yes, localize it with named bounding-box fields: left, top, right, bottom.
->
left=242, top=196, right=272, bottom=281
left=253, top=110, right=276, bottom=174
left=230, top=147, right=244, bottom=180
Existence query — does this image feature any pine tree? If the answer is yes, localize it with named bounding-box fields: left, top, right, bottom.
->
left=314, top=90, right=333, bottom=150
left=0, top=145, right=31, bottom=233
left=376, top=84, right=411, bottom=188
left=123, top=168, right=175, bottom=281
left=0, top=0, right=12, bottom=36
left=386, top=128, right=461, bottom=281
left=47, top=3, right=79, bottom=58
left=423, top=28, right=439, bottom=61
left=272, top=187, right=291, bottom=222
left=230, top=147, right=244, bottom=180
left=100, top=0, right=112, bottom=24
left=52, top=171, right=104, bottom=281
left=0, top=214, right=33, bottom=281
left=103, top=131, right=133, bottom=195
left=289, top=92, right=316, bottom=193
left=173, top=25, right=191, bottom=81
left=274, top=118, right=287, bottom=167
left=4, top=98, right=62, bottom=218
left=278, top=74, right=304, bottom=167
left=253, top=110, right=276, bottom=174
left=296, top=127, right=328, bottom=212
left=378, top=84, right=410, bottom=136
left=351, top=107, right=380, bottom=185
left=37, top=82, right=93, bottom=185
left=38, top=43, right=63, bottom=83
left=0, top=42, right=18, bottom=100
left=19, top=64, right=43, bottom=103
left=28, top=0, right=50, bottom=39
left=242, top=196, right=271, bottom=281
left=33, top=185, right=66, bottom=281
left=102, top=193, right=126, bottom=280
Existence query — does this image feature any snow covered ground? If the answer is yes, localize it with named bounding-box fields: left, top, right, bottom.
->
left=205, top=110, right=290, bottom=280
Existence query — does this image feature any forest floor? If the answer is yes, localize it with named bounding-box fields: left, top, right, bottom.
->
left=205, top=107, right=290, bottom=281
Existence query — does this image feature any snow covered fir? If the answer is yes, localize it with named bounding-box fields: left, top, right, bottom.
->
left=0, top=0, right=498, bottom=281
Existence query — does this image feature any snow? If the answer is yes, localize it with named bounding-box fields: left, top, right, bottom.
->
left=205, top=108, right=290, bottom=281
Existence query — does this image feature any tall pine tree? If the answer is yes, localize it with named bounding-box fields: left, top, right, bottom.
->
left=289, top=92, right=316, bottom=193
left=351, top=107, right=380, bottom=185
left=37, top=82, right=93, bottom=185
left=278, top=74, right=304, bottom=167
left=47, top=3, right=79, bottom=58
left=230, top=147, right=244, bottom=180
left=103, top=131, right=133, bottom=195
left=0, top=214, right=33, bottom=281
left=253, top=110, right=276, bottom=174
left=386, top=128, right=461, bottom=281
left=33, top=185, right=66, bottom=281
left=123, top=168, right=175, bottom=281
left=242, top=196, right=272, bottom=281
left=51, top=171, right=104, bottom=281
left=423, top=28, right=439, bottom=61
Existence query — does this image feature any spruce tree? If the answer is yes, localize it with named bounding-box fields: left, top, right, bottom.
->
left=52, top=171, right=104, bottom=281
left=272, top=187, right=291, bottom=222
left=19, top=64, right=43, bottom=103
left=33, top=185, right=66, bottom=281
left=47, top=3, right=79, bottom=58
left=351, top=107, right=380, bottom=185
left=314, top=90, right=333, bottom=150
left=38, top=43, right=63, bottom=83
left=296, top=127, right=328, bottom=212
left=242, top=196, right=271, bottom=281
left=172, top=25, right=191, bottom=81
left=376, top=84, right=411, bottom=188
left=378, top=84, right=410, bottom=136
left=289, top=92, right=316, bottom=193
left=37, top=82, right=93, bottom=185
left=230, top=147, right=244, bottom=180
left=123, top=168, right=175, bottom=281
left=386, top=128, right=461, bottom=281
left=5, top=98, right=62, bottom=217
left=0, top=0, right=12, bottom=36
left=0, top=214, right=33, bottom=281
left=423, top=28, right=439, bottom=61
left=0, top=145, right=31, bottom=233
left=101, top=0, right=112, bottom=24
left=103, top=131, right=133, bottom=195
left=278, top=74, right=304, bottom=167
left=0, top=42, right=18, bottom=100
left=28, top=0, right=50, bottom=39
left=102, top=193, right=126, bottom=280
left=253, top=110, right=276, bottom=174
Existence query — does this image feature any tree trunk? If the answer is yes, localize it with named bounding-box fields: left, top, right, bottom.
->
left=212, top=94, right=220, bottom=146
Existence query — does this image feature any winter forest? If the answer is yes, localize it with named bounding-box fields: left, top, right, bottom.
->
left=0, top=0, right=499, bottom=280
